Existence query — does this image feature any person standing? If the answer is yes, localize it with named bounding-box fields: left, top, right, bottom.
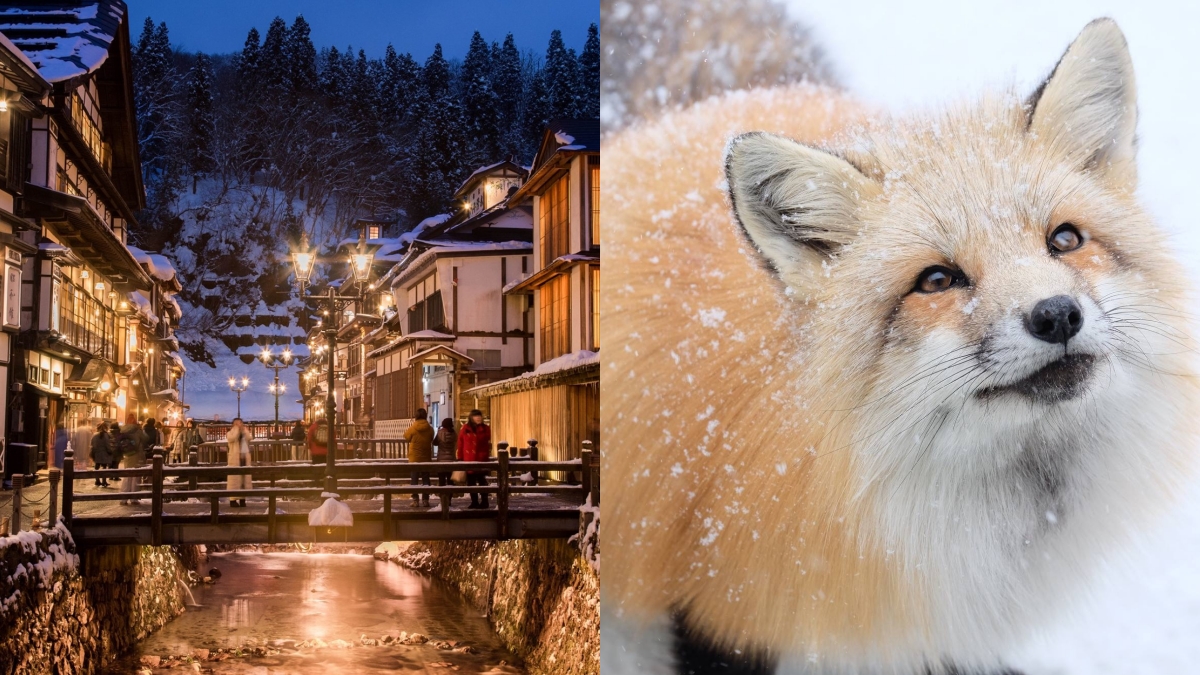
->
left=290, top=420, right=307, bottom=460
left=434, top=417, right=458, bottom=506
left=457, top=409, right=492, bottom=509
left=52, top=422, right=69, bottom=469
left=404, top=409, right=434, bottom=507
left=71, top=420, right=95, bottom=470
left=143, top=418, right=162, bottom=458
left=89, top=422, right=114, bottom=487
left=308, top=418, right=329, bottom=465
left=172, top=419, right=203, bottom=464
left=226, top=417, right=252, bottom=507
left=116, top=414, right=148, bottom=506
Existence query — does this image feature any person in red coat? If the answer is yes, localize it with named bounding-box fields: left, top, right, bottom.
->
left=456, top=409, right=492, bottom=508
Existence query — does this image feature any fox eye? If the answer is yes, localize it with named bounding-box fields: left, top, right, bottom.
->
left=914, top=266, right=965, bottom=294
left=1049, top=223, right=1084, bottom=253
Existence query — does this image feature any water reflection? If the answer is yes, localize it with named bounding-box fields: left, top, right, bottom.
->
left=107, top=552, right=522, bottom=674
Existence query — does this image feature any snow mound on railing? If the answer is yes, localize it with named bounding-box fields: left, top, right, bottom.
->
left=308, top=494, right=353, bottom=527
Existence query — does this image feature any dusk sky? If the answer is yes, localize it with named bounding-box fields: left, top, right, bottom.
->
left=124, top=0, right=599, bottom=58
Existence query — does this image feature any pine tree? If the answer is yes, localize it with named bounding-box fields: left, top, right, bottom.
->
left=422, top=43, right=453, bottom=102
left=578, top=24, right=600, bottom=118
left=235, top=27, right=261, bottom=97
left=491, top=33, right=525, bottom=159
left=403, top=44, right=468, bottom=221
left=319, top=45, right=345, bottom=101
left=543, top=30, right=580, bottom=119
left=185, top=53, right=215, bottom=191
left=284, top=15, right=318, bottom=96
left=460, top=31, right=501, bottom=164
left=260, top=17, right=289, bottom=97
left=522, top=67, right=551, bottom=154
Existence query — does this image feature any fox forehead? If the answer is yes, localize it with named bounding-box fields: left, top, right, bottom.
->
left=828, top=99, right=1141, bottom=289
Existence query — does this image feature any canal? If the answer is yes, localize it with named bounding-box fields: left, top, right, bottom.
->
left=105, top=550, right=523, bottom=674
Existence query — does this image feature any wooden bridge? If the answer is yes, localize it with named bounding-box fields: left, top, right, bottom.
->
left=4, top=440, right=599, bottom=547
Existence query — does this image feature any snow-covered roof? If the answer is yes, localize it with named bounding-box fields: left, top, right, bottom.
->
left=127, top=245, right=178, bottom=283
left=452, top=159, right=525, bottom=198
left=465, top=350, right=600, bottom=395
left=399, top=214, right=452, bottom=246
left=390, top=240, right=531, bottom=289
left=0, top=30, right=48, bottom=86
left=0, top=1, right=124, bottom=83
left=405, top=330, right=455, bottom=340
left=128, top=291, right=158, bottom=327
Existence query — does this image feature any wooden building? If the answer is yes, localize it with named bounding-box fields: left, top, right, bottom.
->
left=465, top=119, right=600, bottom=471
left=0, top=1, right=180, bottom=474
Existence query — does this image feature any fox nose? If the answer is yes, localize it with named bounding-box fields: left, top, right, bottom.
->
left=1026, top=295, right=1083, bottom=345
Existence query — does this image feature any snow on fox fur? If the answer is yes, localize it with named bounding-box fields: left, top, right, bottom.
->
left=602, top=19, right=1199, bottom=675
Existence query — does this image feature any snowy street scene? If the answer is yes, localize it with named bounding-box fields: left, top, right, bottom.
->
left=0, top=1, right=599, bottom=674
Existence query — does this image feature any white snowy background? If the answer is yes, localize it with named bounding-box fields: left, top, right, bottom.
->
left=782, top=1, right=1200, bottom=672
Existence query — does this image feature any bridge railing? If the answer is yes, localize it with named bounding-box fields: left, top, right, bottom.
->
left=56, top=441, right=588, bottom=545
left=180, top=437, right=412, bottom=465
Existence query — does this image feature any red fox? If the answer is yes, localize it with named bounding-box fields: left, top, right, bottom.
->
left=602, top=19, right=1198, bottom=675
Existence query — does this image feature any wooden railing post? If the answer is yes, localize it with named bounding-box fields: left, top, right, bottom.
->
left=497, top=447, right=510, bottom=539
left=383, top=474, right=393, bottom=540
left=151, top=451, right=164, bottom=546
left=580, top=449, right=593, bottom=504
left=188, top=450, right=198, bottom=491
left=589, top=443, right=600, bottom=507
left=268, top=475, right=278, bottom=545
left=528, top=439, right=539, bottom=485
left=10, top=474, right=22, bottom=534
left=62, top=448, right=74, bottom=527
left=48, top=467, right=60, bottom=525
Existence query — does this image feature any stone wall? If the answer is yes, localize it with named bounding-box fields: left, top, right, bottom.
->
left=0, top=522, right=196, bottom=675
left=392, top=538, right=599, bottom=675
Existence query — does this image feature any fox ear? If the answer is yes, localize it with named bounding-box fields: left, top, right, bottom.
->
left=1027, top=18, right=1137, bottom=185
left=725, top=132, right=876, bottom=289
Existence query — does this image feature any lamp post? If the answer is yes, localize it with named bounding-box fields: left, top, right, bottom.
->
left=259, top=347, right=294, bottom=435
left=228, top=376, right=249, bottom=419
left=289, top=232, right=375, bottom=491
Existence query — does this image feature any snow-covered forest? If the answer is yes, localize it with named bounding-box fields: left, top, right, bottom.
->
left=126, top=15, right=598, bottom=417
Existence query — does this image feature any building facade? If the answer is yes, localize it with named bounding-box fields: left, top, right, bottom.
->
left=0, top=0, right=183, bottom=477
left=465, top=119, right=601, bottom=470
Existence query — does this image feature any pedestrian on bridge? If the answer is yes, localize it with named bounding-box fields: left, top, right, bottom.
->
left=457, top=410, right=492, bottom=509
left=90, top=422, right=114, bottom=487
left=434, top=418, right=457, bottom=505
left=290, top=420, right=307, bottom=460
left=172, top=419, right=203, bottom=464
left=308, top=418, right=329, bottom=465
left=405, top=409, right=434, bottom=507
left=116, top=414, right=148, bottom=505
left=226, top=417, right=252, bottom=507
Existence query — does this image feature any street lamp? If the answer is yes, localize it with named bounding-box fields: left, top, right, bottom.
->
left=260, top=347, right=294, bottom=435
left=289, top=234, right=374, bottom=492
left=228, top=376, right=249, bottom=418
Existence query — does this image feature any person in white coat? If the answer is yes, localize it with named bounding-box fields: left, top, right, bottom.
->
left=226, top=418, right=252, bottom=507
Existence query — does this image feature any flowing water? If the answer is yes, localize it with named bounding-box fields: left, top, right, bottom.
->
left=107, top=551, right=523, bottom=674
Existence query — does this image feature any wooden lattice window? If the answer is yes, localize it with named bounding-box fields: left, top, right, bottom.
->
left=540, top=173, right=570, bottom=267
left=540, top=274, right=570, bottom=361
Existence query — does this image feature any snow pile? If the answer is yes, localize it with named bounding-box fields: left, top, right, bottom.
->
left=577, top=494, right=600, bottom=574
left=530, top=350, right=599, bottom=378
left=127, top=245, right=179, bottom=283
left=398, top=214, right=452, bottom=246
left=128, top=291, right=159, bottom=326
left=0, top=518, right=80, bottom=616
left=308, top=495, right=353, bottom=527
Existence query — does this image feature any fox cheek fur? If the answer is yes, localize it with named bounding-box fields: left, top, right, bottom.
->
left=603, top=17, right=1198, bottom=675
